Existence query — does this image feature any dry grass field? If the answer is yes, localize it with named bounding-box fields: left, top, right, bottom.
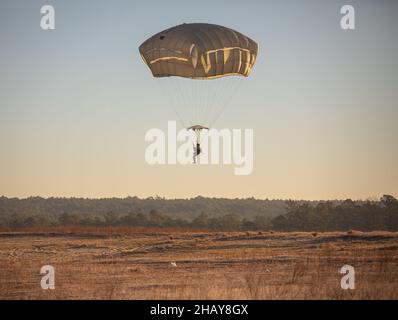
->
left=0, top=227, right=397, bottom=299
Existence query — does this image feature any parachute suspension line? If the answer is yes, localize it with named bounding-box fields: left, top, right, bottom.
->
left=184, top=77, right=200, bottom=126
left=198, top=80, right=205, bottom=125
left=175, top=77, right=194, bottom=127
left=199, top=80, right=207, bottom=125
left=189, top=78, right=195, bottom=124
left=202, top=78, right=218, bottom=126
left=211, top=78, right=232, bottom=125
left=173, top=79, right=190, bottom=128
left=209, top=77, right=242, bottom=127
left=194, top=79, right=200, bottom=125
left=192, top=78, right=200, bottom=125
left=198, top=80, right=204, bottom=125
left=201, top=77, right=224, bottom=127
left=185, top=77, right=194, bottom=125
left=211, top=77, right=233, bottom=124
left=204, top=79, right=215, bottom=125
left=173, top=78, right=185, bottom=122
left=209, top=76, right=245, bottom=128
left=202, top=76, right=238, bottom=128
left=156, top=75, right=244, bottom=131
left=155, top=78, right=187, bottom=128
left=212, top=77, right=244, bottom=127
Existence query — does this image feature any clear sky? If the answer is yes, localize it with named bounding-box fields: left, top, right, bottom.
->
left=0, top=0, right=397, bottom=200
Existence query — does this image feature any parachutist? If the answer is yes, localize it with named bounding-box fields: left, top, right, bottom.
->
left=187, top=125, right=208, bottom=164
left=196, top=143, right=201, bottom=156
left=193, top=142, right=201, bottom=164
left=139, top=24, right=258, bottom=157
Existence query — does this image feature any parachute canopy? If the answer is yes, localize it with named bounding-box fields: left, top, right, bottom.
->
left=139, top=23, right=258, bottom=80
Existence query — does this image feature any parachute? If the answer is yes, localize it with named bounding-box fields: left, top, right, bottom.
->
left=139, top=23, right=258, bottom=161
left=139, top=23, right=258, bottom=79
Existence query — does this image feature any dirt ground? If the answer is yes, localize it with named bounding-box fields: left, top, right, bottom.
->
left=0, top=228, right=397, bottom=299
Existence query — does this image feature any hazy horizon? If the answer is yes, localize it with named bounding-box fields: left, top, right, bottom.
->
left=1, top=0, right=397, bottom=200
left=0, top=194, right=391, bottom=202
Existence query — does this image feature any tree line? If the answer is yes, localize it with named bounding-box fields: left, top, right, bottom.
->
left=0, top=195, right=397, bottom=231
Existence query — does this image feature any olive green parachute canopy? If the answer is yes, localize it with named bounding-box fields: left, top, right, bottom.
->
left=139, top=23, right=258, bottom=79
